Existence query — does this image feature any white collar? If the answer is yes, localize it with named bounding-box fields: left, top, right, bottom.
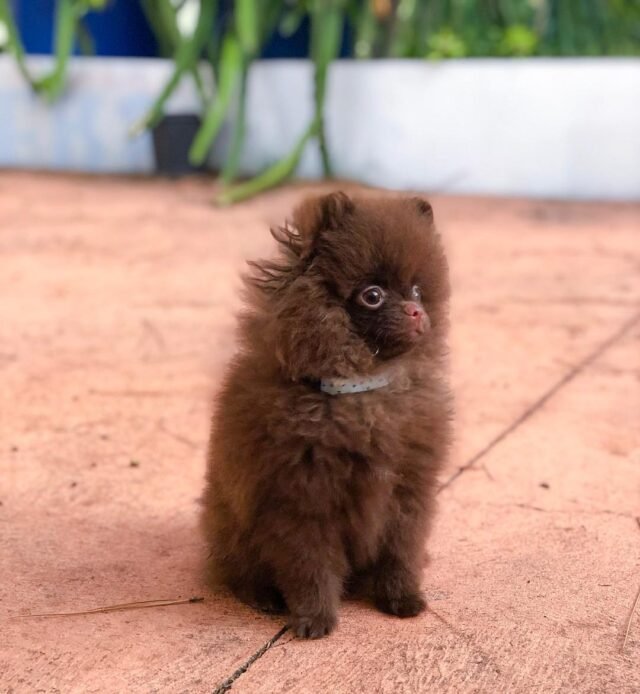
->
left=320, top=373, right=391, bottom=396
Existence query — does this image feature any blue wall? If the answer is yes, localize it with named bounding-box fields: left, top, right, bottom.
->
left=12, top=1, right=352, bottom=59
left=14, top=0, right=158, bottom=57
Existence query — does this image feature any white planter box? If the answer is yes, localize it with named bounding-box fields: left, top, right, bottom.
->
left=1, top=56, right=639, bottom=200
left=0, top=56, right=200, bottom=173
left=229, top=58, right=640, bottom=201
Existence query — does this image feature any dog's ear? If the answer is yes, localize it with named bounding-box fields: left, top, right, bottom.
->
left=270, top=275, right=374, bottom=381
left=248, top=192, right=355, bottom=295
left=410, top=197, right=434, bottom=222
left=292, top=192, right=354, bottom=252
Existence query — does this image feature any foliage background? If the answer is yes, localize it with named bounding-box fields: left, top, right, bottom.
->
left=1, top=0, right=639, bottom=202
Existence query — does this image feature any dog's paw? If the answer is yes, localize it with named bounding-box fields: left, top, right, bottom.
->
left=289, top=612, right=337, bottom=639
left=375, top=591, right=426, bottom=618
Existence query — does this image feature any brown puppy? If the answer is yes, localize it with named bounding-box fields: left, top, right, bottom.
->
left=202, top=192, right=452, bottom=638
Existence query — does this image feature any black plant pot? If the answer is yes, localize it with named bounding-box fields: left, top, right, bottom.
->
left=152, top=115, right=206, bottom=177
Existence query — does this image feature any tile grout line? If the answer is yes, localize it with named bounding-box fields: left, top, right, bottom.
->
left=210, top=308, right=640, bottom=692
left=212, top=625, right=289, bottom=694
left=439, top=307, right=640, bottom=493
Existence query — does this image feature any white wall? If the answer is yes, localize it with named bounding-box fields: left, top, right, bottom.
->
left=232, top=59, right=640, bottom=201
left=1, top=56, right=639, bottom=200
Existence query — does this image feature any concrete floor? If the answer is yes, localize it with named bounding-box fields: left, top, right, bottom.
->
left=1, top=172, right=639, bottom=693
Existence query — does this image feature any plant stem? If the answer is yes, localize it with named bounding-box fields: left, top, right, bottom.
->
left=191, top=65, right=208, bottom=110
left=35, top=0, right=77, bottom=102
left=189, top=33, right=243, bottom=165
left=156, top=0, right=182, bottom=54
left=221, top=58, right=249, bottom=184
left=221, top=0, right=270, bottom=184
left=131, top=0, right=216, bottom=135
left=0, top=0, right=37, bottom=86
left=216, top=119, right=318, bottom=206
left=310, top=3, right=343, bottom=179
left=235, top=0, right=258, bottom=55
left=76, top=18, right=95, bottom=55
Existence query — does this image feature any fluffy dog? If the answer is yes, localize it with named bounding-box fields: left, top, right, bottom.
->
left=202, top=192, right=452, bottom=638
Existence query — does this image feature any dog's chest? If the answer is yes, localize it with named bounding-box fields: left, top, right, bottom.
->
left=328, top=393, right=416, bottom=564
left=338, top=450, right=396, bottom=567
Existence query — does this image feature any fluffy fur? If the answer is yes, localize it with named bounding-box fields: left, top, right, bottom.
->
left=202, top=192, right=452, bottom=638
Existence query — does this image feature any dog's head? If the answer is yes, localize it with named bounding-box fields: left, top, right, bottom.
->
left=245, top=192, right=449, bottom=380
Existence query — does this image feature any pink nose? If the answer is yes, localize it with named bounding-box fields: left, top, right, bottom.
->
left=403, top=302, right=429, bottom=333
left=403, top=302, right=422, bottom=319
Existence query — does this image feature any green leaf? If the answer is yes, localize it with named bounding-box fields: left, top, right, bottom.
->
left=221, top=59, right=249, bottom=184
left=76, top=19, right=95, bottom=55
left=130, top=0, right=217, bottom=135
left=279, top=7, right=305, bottom=38
left=426, top=28, right=467, bottom=60
left=0, top=0, right=37, bottom=86
left=216, top=120, right=317, bottom=206
left=499, top=24, right=538, bottom=57
left=351, top=0, right=378, bottom=59
left=35, top=0, right=77, bottom=102
left=139, top=0, right=180, bottom=56
left=156, top=0, right=182, bottom=51
left=261, top=0, right=284, bottom=44
left=189, top=32, right=243, bottom=166
left=310, top=3, right=343, bottom=177
left=235, top=0, right=259, bottom=55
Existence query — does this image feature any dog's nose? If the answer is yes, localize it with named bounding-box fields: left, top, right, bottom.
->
left=403, top=301, right=422, bottom=318
left=403, top=301, right=429, bottom=333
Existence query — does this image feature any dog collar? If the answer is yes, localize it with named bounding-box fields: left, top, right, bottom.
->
left=319, top=374, right=391, bottom=396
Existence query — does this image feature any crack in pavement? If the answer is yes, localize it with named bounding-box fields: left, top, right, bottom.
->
left=439, top=309, right=640, bottom=493
left=212, top=626, right=289, bottom=694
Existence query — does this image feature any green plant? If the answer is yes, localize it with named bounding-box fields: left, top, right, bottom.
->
left=214, top=0, right=640, bottom=202
left=2, top=1, right=640, bottom=203
left=0, top=0, right=109, bottom=101
left=217, top=0, right=346, bottom=204
left=132, top=0, right=215, bottom=135
left=135, top=0, right=347, bottom=204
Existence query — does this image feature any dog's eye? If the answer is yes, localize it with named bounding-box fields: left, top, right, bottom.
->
left=410, top=285, right=422, bottom=301
left=357, top=285, right=385, bottom=309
